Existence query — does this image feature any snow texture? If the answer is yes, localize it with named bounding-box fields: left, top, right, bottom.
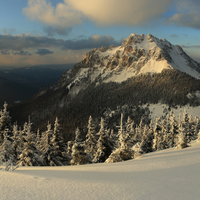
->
left=1, top=140, right=200, bottom=200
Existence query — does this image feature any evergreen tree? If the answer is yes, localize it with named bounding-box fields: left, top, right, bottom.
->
left=11, top=124, right=24, bottom=161
left=140, top=124, right=153, bottom=153
left=84, top=116, right=97, bottom=157
left=182, top=110, right=192, bottom=142
left=152, top=117, right=162, bottom=151
left=67, top=140, right=74, bottom=158
left=70, top=127, right=92, bottom=165
left=41, top=120, right=69, bottom=166
left=176, top=124, right=189, bottom=149
left=0, top=102, right=12, bottom=144
left=17, top=120, right=43, bottom=166
left=36, top=129, right=41, bottom=151
left=125, top=116, right=135, bottom=147
left=93, top=118, right=113, bottom=163
left=168, top=113, right=179, bottom=148
left=132, top=142, right=143, bottom=158
left=0, top=129, right=15, bottom=165
left=51, top=118, right=69, bottom=165
left=105, top=114, right=133, bottom=163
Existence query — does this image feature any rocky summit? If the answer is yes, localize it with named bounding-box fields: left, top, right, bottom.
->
left=57, top=33, right=200, bottom=96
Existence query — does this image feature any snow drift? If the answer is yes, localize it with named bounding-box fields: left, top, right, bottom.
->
left=1, top=140, right=200, bottom=200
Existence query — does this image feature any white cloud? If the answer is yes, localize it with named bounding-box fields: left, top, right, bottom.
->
left=66, top=0, right=174, bottom=26
left=23, top=0, right=83, bottom=35
left=23, top=0, right=175, bottom=30
left=166, top=0, right=200, bottom=29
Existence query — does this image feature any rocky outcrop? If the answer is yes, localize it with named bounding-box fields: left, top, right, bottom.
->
left=57, top=33, right=200, bottom=94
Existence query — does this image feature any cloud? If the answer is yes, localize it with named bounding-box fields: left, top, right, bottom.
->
left=166, top=0, right=200, bottom=29
left=23, top=0, right=83, bottom=35
left=0, top=34, right=62, bottom=51
left=36, top=48, right=54, bottom=55
left=0, top=34, right=120, bottom=51
left=23, top=0, right=175, bottom=31
left=43, top=26, right=72, bottom=36
left=181, top=45, right=200, bottom=49
left=61, top=35, right=121, bottom=50
left=1, top=50, right=10, bottom=55
left=13, top=50, right=31, bottom=56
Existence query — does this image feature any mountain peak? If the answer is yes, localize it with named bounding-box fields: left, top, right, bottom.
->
left=58, top=33, right=200, bottom=92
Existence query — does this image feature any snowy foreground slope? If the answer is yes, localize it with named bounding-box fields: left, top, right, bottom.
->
left=1, top=141, right=200, bottom=200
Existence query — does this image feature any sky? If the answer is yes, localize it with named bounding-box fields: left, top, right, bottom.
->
left=0, top=0, right=200, bottom=68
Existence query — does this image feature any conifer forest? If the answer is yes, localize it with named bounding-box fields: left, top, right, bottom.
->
left=0, top=101, right=200, bottom=169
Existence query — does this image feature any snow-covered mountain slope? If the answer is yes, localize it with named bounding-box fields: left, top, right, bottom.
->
left=1, top=140, right=200, bottom=200
left=57, top=33, right=200, bottom=94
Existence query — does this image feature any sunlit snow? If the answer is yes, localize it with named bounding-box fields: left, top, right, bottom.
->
left=1, top=141, right=200, bottom=200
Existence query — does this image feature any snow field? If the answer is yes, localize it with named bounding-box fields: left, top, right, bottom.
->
left=1, top=140, right=200, bottom=200
left=146, top=103, right=200, bottom=122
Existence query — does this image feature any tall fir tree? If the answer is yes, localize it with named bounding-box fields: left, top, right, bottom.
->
left=0, top=102, right=12, bottom=144
left=84, top=116, right=97, bottom=157
left=93, top=118, right=113, bottom=163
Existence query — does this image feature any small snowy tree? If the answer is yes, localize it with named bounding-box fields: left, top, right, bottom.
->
left=70, top=127, right=92, bottom=165
left=176, top=124, right=189, bottom=149
left=152, top=117, right=162, bottom=151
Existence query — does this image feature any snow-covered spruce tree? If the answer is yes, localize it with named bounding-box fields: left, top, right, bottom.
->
left=194, top=118, right=200, bottom=139
left=0, top=102, right=12, bottom=144
left=93, top=118, right=113, bottom=163
left=36, top=129, right=41, bottom=151
left=67, top=140, right=74, bottom=158
left=40, top=120, right=69, bottom=166
left=40, top=122, right=54, bottom=166
left=176, top=123, right=189, bottom=149
left=17, top=120, right=43, bottom=166
left=168, top=113, right=179, bottom=148
left=11, top=124, right=24, bottom=162
left=51, top=117, right=69, bottom=165
left=133, top=119, right=143, bottom=142
left=0, top=129, right=15, bottom=165
left=152, top=117, right=163, bottom=151
left=84, top=116, right=97, bottom=157
left=188, top=115, right=199, bottom=140
left=132, top=141, right=143, bottom=158
left=105, top=114, right=133, bottom=163
left=70, top=127, right=92, bottom=165
left=125, top=116, right=135, bottom=147
left=182, top=110, right=192, bottom=142
left=139, top=124, right=153, bottom=154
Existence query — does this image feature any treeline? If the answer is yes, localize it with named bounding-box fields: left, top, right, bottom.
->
left=9, top=69, right=200, bottom=138
left=0, top=102, right=200, bottom=168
